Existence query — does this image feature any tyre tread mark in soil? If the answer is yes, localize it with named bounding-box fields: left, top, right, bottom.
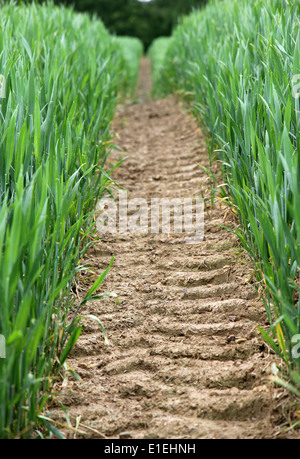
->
left=54, top=59, right=290, bottom=439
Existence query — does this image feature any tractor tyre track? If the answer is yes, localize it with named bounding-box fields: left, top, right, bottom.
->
left=53, top=59, right=291, bottom=439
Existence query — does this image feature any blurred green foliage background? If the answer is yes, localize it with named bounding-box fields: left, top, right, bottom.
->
left=30, top=0, right=208, bottom=50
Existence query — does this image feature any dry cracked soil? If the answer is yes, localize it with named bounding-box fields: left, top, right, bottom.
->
left=52, top=59, right=298, bottom=439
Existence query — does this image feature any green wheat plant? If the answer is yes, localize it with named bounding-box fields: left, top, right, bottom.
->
left=0, top=1, right=140, bottom=438
left=155, top=0, right=300, bottom=392
left=116, top=36, right=144, bottom=98
left=148, top=37, right=171, bottom=97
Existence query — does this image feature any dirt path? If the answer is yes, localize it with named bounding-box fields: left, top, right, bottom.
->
left=54, top=59, right=290, bottom=439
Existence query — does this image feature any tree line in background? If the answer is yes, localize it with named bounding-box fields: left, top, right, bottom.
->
left=21, top=0, right=208, bottom=50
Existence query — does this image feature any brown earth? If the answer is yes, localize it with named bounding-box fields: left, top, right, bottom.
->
left=52, top=59, right=297, bottom=439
